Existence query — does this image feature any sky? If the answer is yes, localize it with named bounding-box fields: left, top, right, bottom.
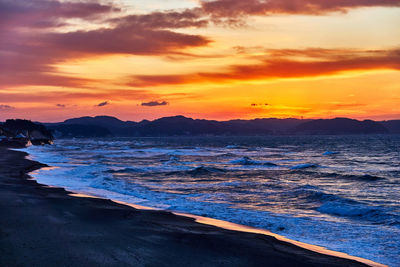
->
left=0, top=0, right=399, bottom=122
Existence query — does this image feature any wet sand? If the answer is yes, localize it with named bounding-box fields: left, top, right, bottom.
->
left=0, top=147, right=375, bottom=266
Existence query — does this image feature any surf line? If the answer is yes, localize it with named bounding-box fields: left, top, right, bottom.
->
left=68, top=193, right=385, bottom=267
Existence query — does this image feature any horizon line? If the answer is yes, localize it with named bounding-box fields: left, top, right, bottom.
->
left=1, top=115, right=399, bottom=124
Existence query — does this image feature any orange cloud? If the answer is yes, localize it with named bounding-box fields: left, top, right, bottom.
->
left=127, top=48, right=400, bottom=87
left=0, top=89, right=156, bottom=104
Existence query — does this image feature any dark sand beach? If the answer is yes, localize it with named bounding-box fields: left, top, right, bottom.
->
left=0, top=147, right=376, bottom=267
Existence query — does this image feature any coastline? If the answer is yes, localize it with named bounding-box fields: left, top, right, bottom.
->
left=0, top=147, right=384, bottom=266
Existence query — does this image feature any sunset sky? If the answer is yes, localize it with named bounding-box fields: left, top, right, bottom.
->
left=1, top=0, right=399, bottom=122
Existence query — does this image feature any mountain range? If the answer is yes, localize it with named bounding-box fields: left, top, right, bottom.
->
left=42, top=116, right=400, bottom=138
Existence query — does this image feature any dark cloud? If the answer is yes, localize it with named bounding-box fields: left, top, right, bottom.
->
left=127, top=48, right=400, bottom=87
left=56, top=104, right=66, bottom=108
left=110, top=9, right=208, bottom=29
left=141, top=101, right=169, bottom=107
left=200, top=0, right=400, bottom=19
left=251, top=103, right=269, bottom=107
left=0, top=104, right=15, bottom=110
left=41, top=27, right=209, bottom=56
left=0, top=0, right=118, bottom=30
left=96, top=101, right=110, bottom=107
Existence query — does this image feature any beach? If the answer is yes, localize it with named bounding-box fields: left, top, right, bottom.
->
left=0, top=147, right=378, bottom=266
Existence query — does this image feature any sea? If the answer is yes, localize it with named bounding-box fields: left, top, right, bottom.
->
left=21, top=135, right=400, bottom=266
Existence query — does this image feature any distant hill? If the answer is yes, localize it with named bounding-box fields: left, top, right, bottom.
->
left=39, top=115, right=399, bottom=138
left=45, top=116, right=308, bottom=137
left=60, top=116, right=137, bottom=136
left=48, top=124, right=113, bottom=138
left=380, top=120, right=400, bottom=134
left=293, top=118, right=388, bottom=135
left=63, top=116, right=133, bottom=129
left=225, top=118, right=309, bottom=134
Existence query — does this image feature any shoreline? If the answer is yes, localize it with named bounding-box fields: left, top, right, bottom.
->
left=0, top=147, right=385, bottom=266
left=71, top=195, right=385, bottom=267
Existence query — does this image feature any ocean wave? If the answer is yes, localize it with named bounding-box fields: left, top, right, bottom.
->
left=316, top=201, right=399, bottom=226
left=323, top=151, right=339, bottom=156
left=291, top=186, right=400, bottom=225
left=186, top=166, right=226, bottom=176
left=225, top=145, right=244, bottom=149
left=230, top=156, right=278, bottom=167
left=317, top=202, right=380, bottom=218
left=106, top=167, right=145, bottom=174
left=291, top=185, right=349, bottom=203
left=322, top=173, right=385, bottom=181
left=219, top=152, right=239, bottom=158
left=339, top=174, right=384, bottom=181
left=290, top=163, right=318, bottom=170
left=161, top=155, right=181, bottom=165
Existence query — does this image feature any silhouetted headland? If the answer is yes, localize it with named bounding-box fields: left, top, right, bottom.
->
left=0, top=119, right=53, bottom=147
left=43, top=115, right=398, bottom=138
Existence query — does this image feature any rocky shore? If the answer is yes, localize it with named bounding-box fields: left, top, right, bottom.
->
left=0, top=119, right=53, bottom=148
